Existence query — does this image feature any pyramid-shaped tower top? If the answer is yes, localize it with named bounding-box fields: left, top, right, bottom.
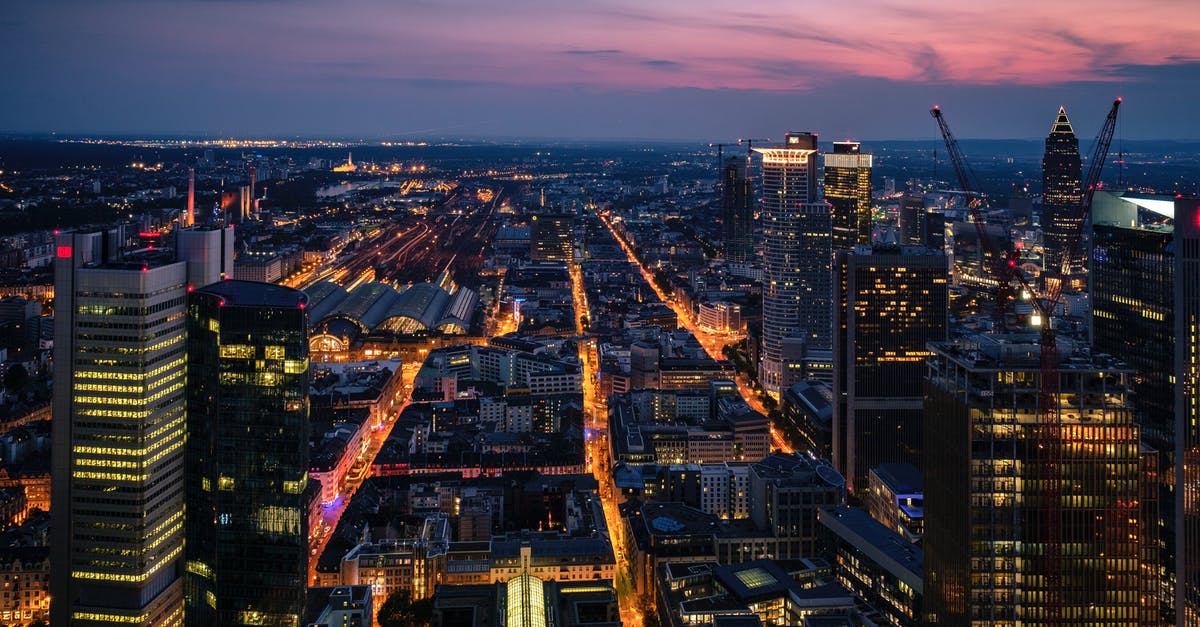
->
left=1050, top=106, right=1075, bottom=135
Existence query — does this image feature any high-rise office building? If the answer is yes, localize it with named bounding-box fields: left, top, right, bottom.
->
left=720, top=157, right=754, bottom=263
left=1175, top=198, right=1200, bottom=625
left=51, top=227, right=232, bottom=626
left=1092, top=190, right=1178, bottom=620
left=825, top=141, right=873, bottom=251
left=756, top=132, right=831, bottom=398
left=1042, top=107, right=1083, bottom=279
left=530, top=212, right=574, bottom=262
left=184, top=281, right=311, bottom=626
left=924, top=335, right=1156, bottom=626
left=833, top=246, right=947, bottom=492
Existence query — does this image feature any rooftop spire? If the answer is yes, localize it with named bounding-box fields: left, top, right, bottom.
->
left=1050, top=106, right=1075, bottom=135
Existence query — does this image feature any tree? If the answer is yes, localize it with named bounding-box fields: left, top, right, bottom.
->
left=378, top=590, right=434, bottom=627
left=3, top=364, right=28, bottom=394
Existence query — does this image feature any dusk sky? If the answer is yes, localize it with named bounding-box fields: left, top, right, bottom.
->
left=4, top=0, right=1200, bottom=140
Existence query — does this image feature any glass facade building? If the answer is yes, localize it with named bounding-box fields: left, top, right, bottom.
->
left=51, top=227, right=232, bottom=626
left=825, top=141, right=873, bottom=251
left=755, top=133, right=830, bottom=398
left=51, top=239, right=188, bottom=627
left=924, top=335, right=1155, bottom=626
left=184, top=280, right=311, bottom=626
left=530, top=212, right=574, bottom=263
left=720, top=157, right=755, bottom=264
left=833, top=245, right=947, bottom=492
left=1175, top=198, right=1200, bottom=625
left=1042, top=107, right=1084, bottom=280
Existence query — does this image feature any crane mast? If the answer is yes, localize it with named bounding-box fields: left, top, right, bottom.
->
left=931, top=99, right=1121, bottom=624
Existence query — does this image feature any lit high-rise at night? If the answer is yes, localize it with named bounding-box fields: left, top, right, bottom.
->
left=1042, top=107, right=1083, bottom=280
left=825, top=141, right=873, bottom=251
left=721, top=156, right=754, bottom=264
left=833, top=245, right=947, bottom=493
left=924, top=335, right=1157, bottom=626
left=756, top=132, right=831, bottom=398
left=1175, top=198, right=1200, bottom=625
left=184, top=281, right=311, bottom=626
left=50, top=227, right=232, bottom=626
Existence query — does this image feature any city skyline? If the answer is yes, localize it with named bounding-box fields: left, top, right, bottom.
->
left=3, top=1, right=1199, bottom=139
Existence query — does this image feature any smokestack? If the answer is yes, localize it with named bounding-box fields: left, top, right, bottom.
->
left=186, top=167, right=195, bottom=227
left=249, top=166, right=256, bottom=210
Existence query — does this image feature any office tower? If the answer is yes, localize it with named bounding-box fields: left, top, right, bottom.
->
left=756, top=132, right=830, bottom=398
left=825, top=141, right=873, bottom=250
left=924, top=335, right=1155, bottom=626
left=720, top=157, right=754, bottom=263
left=1176, top=198, right=1200, bottom=625
left=530, top=212, right=574, bottom=262
left=184, top=281, right=311, bottom=626
left=49, top=233, right=205, bottom=625
left=833, top=246, right=947, bottom=492
left=898, top=196, right=921, bottom=245
left=1042, top=106, right=1083, bottom=279
left=1092, top=191, right=1178, bottom=619
left=919, top=207, right=946, bottom=252
left=51, top=228, right=234, bottom=626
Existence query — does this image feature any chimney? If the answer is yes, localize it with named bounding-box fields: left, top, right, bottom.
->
left=186, top=167, right=195, bottom=227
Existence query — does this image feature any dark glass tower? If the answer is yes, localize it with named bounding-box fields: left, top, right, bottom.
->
left=832, top=245, right=947, bottom=492
left=1042, top=107, right=1083, bottom=279
left=1175, top=198, right=1200, bottom=626
left=825, top=141, right=873, bottom=251
left=1092, top=191, right=1185, bottom=621
left=924, top=335, right=1156, bottom=626
left=720, top=157, right=754, bottom=263
left=530, top=212, right=574, bottom=262
left=185, top=281, right=311, bottom=627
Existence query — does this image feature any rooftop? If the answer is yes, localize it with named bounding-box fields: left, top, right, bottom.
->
left=195, top=279, right=307, bottom=308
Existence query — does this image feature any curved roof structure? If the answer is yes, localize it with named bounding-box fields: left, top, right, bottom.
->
left=305, top=281, right=350, bottom=325
left=307, top=280, right=477, bottom=336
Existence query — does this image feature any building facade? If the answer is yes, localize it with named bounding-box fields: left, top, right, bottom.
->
left=833, top=246, right=947, bottom=492
left=825, top=141, right=873, bottom=251
left=184, top=281, right=311, bottom=626
left=1042, top=107, right=1084, bottom=279
left=756, top=133, right=830, bottom=397
left=531, top=212, right=574, bottom=262
left=721, top=157, right=755, bottom=264
left=1176, top=198, right=1200, bottom=625
left=50, top=233, right=201, bottom=627
left=924, top=335, right=1155, bottom=626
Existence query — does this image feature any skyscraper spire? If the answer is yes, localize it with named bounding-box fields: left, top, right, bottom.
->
left=1050, top=106, right=1075, bottom=135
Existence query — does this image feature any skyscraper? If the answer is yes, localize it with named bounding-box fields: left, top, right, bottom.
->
left=825, top=141, right=873, bottom=250
left=50, top=227, right=232, bottom=626
left=184, top=280, right=311, bottom=626
left=924, top=335, right=1156, bottom=626
left=833, top=245, right=947, bottom=492
left=720, top=157, right=754, bottom=264
left=1092, top=191, right=1178, bottom=619
left=1175, top=198, right=1200, bottom=625
left=51, top=241, right=186, bottom=627
left=1042, top=106, right=1083, bottom=279
left=530, top=212, right=574, bottom=262
left=756, top=132, right=830, bottom=398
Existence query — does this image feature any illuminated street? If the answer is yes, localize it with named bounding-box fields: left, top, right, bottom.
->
left=596, top=208, right=795, bottom=455
left=307, top=363, right=418, bottom=584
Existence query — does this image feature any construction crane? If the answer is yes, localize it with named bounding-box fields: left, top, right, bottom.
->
left=931, top=99, right=1122, bottom=623
left=930, top=106, right=1024, bottom=331
left=708, top=142, right=738, bottom=196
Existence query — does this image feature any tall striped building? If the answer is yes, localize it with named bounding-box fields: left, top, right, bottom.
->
left=50, top=227, right=232, bottom=626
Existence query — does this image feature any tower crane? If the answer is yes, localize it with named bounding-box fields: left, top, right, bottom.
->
left=708, top=142, right=738, bottom=195
left=931, top=99, right=1122, bottom=623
